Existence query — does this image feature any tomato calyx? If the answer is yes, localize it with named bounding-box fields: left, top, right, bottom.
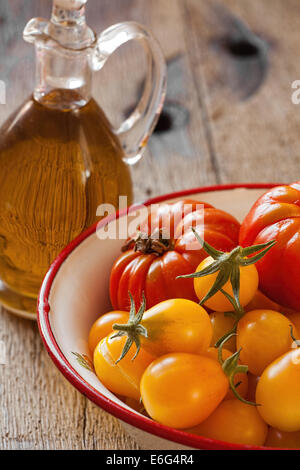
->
left=112, top=293, right=148, bottom=363
left=122, top=229, right=173, bottom=256
left=178, top=228, right=276, bottom=309
left=218, top=335, right=257, bottom=406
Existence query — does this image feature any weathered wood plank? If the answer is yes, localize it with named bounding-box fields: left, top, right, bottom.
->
left=183, top=0, right=300, bottom=184
left=1, top=0, right=300, bottom=450
left=91, top=0, right=215, bottom=202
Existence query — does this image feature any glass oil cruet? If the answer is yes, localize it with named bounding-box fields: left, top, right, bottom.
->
left=0, top=0, right=166, bottom=318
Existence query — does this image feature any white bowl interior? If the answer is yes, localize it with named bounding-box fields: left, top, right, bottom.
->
left=47, top=188, right=267, bottom=417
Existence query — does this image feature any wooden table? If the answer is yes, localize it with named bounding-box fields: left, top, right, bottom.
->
left=0, top=0, right=299, bottom=450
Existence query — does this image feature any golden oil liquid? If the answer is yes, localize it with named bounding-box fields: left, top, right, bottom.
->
left=0, top=91, right=133, bottom=313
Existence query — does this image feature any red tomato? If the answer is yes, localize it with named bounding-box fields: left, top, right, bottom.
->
left=110, top=200, right=240, bottom=310
left=239, top=183, right=300, bottom=310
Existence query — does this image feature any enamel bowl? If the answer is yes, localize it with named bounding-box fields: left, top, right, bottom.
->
left=38, top=184, right=280, bottom=450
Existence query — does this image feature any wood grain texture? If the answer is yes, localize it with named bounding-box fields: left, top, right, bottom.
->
left=0, top=0, right=299, bottom=450
left=183, top=0, right=300, bottom=184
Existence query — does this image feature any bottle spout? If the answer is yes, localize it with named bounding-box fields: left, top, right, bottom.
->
left=23, top=0, right=95, bottom=109
left=50, top=0, right=95, bottom=49
left=53, top=0, right=88, bottom=9
left=24, top=0, right=95, bottom=50
left=50, top=0, right=88, bottom=29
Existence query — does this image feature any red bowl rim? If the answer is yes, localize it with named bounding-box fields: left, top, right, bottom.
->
left=37, top=183, right=284, bottom=451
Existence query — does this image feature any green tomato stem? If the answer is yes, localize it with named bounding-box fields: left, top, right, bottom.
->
left=112, top=292, right=148, bottom=363
left=218, top=335, right=257, bottom=406
left=177, top=228, right=276, bottom=308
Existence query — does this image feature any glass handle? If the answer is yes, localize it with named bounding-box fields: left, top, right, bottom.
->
left=92, top=22, right=167, bottom=165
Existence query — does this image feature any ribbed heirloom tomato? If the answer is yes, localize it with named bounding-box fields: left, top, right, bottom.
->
left=110, top=199, right=240, bottom=310
left=240, top=182, right=300, bottom=310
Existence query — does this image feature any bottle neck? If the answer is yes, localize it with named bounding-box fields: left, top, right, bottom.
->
left=33, top=42, right=93, bottom=111
left=33, top=1, right=95, bottom=110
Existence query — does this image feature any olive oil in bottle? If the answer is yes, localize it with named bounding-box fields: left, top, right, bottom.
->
left=0, top=91, right=133, bottom=314
left=0, top=0, right=166, bottom=317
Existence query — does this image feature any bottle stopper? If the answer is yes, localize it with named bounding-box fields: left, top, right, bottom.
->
left=53, top=0, right=88, bottom=9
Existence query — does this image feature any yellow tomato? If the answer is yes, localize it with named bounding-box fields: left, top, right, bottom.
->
left=256, top=349, right=300, bottom=432
left=204, top=347, right=248, bottom=400
left=140, top=353, right=228, bottom=429
left=237, top=310, right=297, bottom=376
left=210, top=311, right=236, bottom=352
left=88, top=311, right=129, bottom=353
left=265, top=427, right=300, bottom=449
left=115, top=298, right=213, bottom=357
left=187, top=399, right=268, bottom=447
left=93, top=334, right=155, bottom=401
left=193, top=256, right=258, bottom=312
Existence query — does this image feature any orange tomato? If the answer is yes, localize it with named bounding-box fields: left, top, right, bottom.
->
left=247, top=373, right=260, bottom=403
left=93, top=334, right=155, bottom=401
left=284, top=310, right=300, bottom=335
left=256, top=348, right=300, bottom=432
left=193, top=256, right=258, bottom=312
left=245, top=290, right=279, bottom=312
left=204, top=347, right=248, bottom=400
left=187, top=399, right=268, bottom=447
left=265, top=427, right=300, bottom=449
left=88, top=311, right=128, bottom=353
left=140, top=353, right=228, bottom=429
left=210, top=312, right=236, bottom=352
left=237, top=309, right=297, bottom=376
left=124, top=397, right=147, bottom=415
